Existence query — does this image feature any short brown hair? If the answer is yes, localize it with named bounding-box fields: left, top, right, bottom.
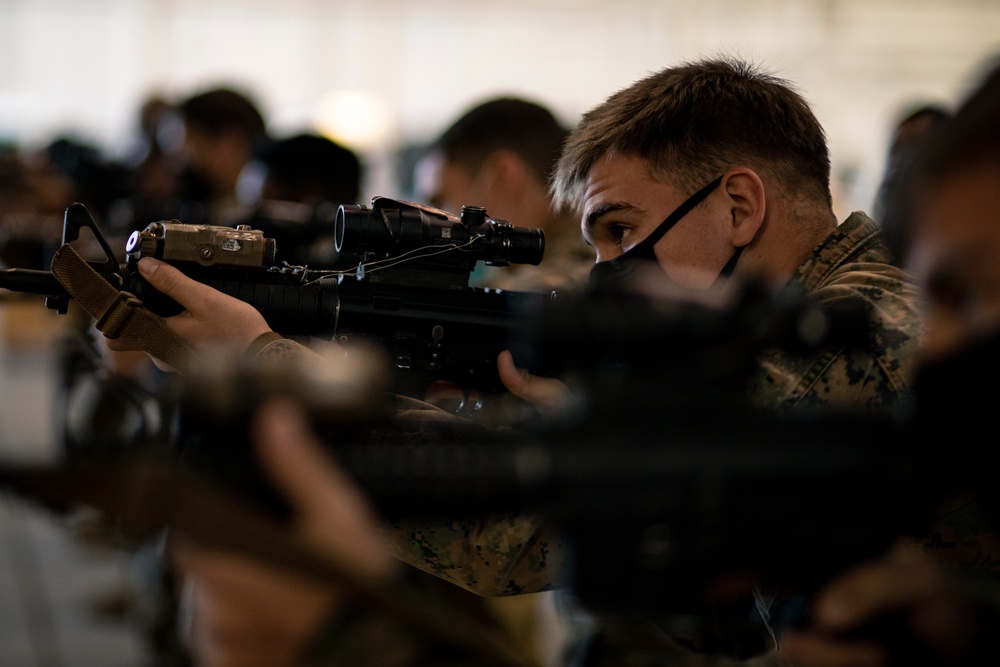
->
left=551, top=57, right=832, bottom=213
left=179, top=86, right=267, bottom=144
left=433, top=97, right=568, bottom=186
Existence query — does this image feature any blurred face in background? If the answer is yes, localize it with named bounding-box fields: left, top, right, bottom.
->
left=181, top=125, right=252, bottom=197
left=415, top=149, right=482, bottom=216
left=906, top=162, right=1000, bottom=363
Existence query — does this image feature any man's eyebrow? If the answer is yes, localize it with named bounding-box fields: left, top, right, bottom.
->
left=583, top=201, right=641, bottom=233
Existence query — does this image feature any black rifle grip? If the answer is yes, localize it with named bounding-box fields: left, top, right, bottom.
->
left=124, top=270, right=341, bottom=336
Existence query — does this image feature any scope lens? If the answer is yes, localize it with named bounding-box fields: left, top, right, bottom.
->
left=505, top=228, right=545, bottom=266
left=336, top=201, right=545, bottom=267
left=335, top=204, right=386, bottom=254
left=334, top=206, right=347, bottom=252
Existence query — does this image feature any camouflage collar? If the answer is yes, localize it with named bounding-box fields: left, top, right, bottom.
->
left=792, top=211, right=886, bottom=293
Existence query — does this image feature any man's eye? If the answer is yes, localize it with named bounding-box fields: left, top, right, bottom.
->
left=608, top=224, right=632, bottom=244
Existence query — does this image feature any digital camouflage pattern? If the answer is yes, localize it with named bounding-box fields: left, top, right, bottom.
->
left=347, top=394, right=573, bottom=596
left=749, top=212, right=921, bottom=417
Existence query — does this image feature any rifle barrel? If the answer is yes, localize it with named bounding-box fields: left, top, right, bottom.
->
left=0, top=268, right=65, bottom=297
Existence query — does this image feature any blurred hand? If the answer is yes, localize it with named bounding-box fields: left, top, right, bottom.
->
left=497, top=349, right=572, bottom=418
left=251, top=399, right=396, bottom=583
left=171, top=399, right=398, bottom=667
left=779, top=543, right=990, bottom=667
left=104, top=256, right=272, bottom=365
left=173, top=542, right=340, bottom=667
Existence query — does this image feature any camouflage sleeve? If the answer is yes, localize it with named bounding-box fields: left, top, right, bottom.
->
left=917, top=495, right=1000, bottom=594
left=384, top=512, right=569, bottom=597
left=368, top=395, right=572, bottom=596
left=748, top=267, right=921, bottom=416
left=247, top=331, right=320, bottom=361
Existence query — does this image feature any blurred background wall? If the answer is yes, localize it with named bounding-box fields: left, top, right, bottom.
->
left=2, top=0, right=1000, bottom=220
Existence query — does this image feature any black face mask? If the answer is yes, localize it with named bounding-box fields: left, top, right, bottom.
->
left=589, top=175, right=743, bottom=290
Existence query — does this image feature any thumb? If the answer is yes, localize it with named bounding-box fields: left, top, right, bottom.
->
left=497, top=349, right=572, bottom=417
left=137, top=256, right=209, bottom=313
left=497, top=349, right=532, bottom=397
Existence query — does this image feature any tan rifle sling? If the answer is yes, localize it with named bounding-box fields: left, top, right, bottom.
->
left=50, top=243, right=198, bottom=375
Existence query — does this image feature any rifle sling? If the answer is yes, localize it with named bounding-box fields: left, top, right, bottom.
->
left=50, top=244, right=198, bottom=374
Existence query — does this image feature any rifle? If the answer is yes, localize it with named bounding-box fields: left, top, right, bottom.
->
left=0, top=199, right=555, bottom=404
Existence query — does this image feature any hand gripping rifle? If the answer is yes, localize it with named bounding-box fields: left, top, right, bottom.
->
left=0, top=199, right=555, bottom=404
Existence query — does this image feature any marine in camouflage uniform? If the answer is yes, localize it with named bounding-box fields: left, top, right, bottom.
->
left=245, top=59, right=932, bottom=666
left=369, top=210, right=921, bottom=666
left=245, top=207, right=924, bottom=666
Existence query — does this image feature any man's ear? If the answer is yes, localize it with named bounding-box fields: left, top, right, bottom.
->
left=720, top=168, right=766, bottom=247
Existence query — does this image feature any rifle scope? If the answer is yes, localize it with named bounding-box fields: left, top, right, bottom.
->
left=335, top=197, right=544, bottom=267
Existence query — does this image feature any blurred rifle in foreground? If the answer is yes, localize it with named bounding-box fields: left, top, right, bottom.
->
left=338, top=283, right=926, bottom=617
left=0, top=280, right=928, bottom=623
left=0, top=200, right=553, bottom=403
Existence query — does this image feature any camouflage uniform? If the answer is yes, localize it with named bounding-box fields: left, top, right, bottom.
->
left=575, top=212, right=922, bottom=666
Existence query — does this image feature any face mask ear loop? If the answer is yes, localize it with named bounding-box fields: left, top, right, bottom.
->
left=638, top=175, right=725, bottom=251
left=714, top=244, right=746, bottom=286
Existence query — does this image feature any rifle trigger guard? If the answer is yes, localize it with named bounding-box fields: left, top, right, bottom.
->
left=96, top=291, right=144, bottom=339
